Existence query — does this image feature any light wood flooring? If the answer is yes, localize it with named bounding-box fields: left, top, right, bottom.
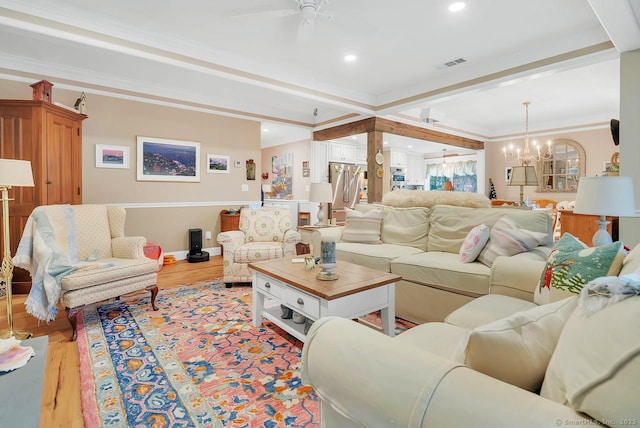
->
left=0, top=256, right=224, bottom=428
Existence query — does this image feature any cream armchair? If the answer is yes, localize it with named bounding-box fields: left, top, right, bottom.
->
left=14, top=204, right=159, bottom=341
left=217, top=208, right=301, bottom=286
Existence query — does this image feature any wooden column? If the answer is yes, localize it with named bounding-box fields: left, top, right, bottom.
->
left=367, top=131, right=384, bottom=203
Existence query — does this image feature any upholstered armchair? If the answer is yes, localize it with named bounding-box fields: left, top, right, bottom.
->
left=14, top=204, right=159, bottom=341
left=217, top=208, right=301, bottom=286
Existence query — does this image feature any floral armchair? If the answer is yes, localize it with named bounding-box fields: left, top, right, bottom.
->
left=217, top=208, right=301, bottom=286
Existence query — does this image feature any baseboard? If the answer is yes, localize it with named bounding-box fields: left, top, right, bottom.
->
left=163, top=246, right=221, bottom=261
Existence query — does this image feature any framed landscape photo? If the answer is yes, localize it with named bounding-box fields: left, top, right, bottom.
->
left=136, top=136, right=200, bottom=182
left=207, top=154, right=230, bottom=174
left=96, top=144, right=130, bottom=169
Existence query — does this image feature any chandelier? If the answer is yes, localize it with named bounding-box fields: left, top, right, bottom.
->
left=503, top=102, right=552, bottom=165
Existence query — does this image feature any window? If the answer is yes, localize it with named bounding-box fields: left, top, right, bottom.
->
left=538, top=138, right=585, bottom=192
left=427, top=160, right=477, bottom=192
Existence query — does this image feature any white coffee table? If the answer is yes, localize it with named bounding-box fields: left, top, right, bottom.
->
left=249, top=258, right=400, bottom=342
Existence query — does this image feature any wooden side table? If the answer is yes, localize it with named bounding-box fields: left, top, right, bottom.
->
left=220, top=210, right=240, bottom=232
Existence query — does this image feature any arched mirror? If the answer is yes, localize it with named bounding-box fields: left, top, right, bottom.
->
left=538, top=138, right=585, bottom=192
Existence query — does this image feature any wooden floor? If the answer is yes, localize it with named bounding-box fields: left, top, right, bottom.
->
left=0, top=256, right=224, bottom=428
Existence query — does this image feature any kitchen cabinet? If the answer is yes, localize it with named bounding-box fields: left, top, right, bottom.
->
left=311, top=141, right=329, bottom=183
left=356, top=148, right=367, bottom=165
left=329, top=142, right=357, bottom=163
left=406, top=155, right=425, bottom=185
left=390, top=151, right=408, bottom=168
left=0, top=99, right=86, bottom=292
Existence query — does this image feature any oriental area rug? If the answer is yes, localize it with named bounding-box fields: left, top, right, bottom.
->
left=77, top=282, right=414, bottom=427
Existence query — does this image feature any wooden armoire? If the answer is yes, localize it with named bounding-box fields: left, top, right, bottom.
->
left=0, top=100, right=87, bottom=293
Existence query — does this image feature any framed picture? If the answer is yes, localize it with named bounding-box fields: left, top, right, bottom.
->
left=207, top=154, right=230, bottom=174
left=505, top=166, right=513, bottom=182
left=136, top=136, right=200, bottom=182
left=95, top=144, right=130, bottom=169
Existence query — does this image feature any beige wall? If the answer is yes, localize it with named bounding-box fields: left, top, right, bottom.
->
left=1, top=79, right=262, bottom=253
left=485, top=127, right=617, bottom=203
left=260, top=139, right=312, bottom=200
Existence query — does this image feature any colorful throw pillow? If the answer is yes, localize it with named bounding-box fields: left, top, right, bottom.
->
left=462, top=296, right=577, bottom=392
left=534, top=233, right=625, bottom=305
left=477, top=216, right=547, bottom=267
left=341, top=207, right=383, bottom=244
left=459, top=223, right=490, bottom=263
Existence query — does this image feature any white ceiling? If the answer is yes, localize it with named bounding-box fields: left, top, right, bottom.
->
left=1, top=0, right=639, bottom=155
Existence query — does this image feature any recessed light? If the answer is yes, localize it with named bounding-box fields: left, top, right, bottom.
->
left=262, top=128, right=269, bottom=132
left=448, top=2, right=465, bottom=12
left=351, top=136, right=357, bottom=140
left=408, top=145, right=413, bottom=149
left=383, top=141, right=389, bottom=145
left=344, top=54, right=357, bottom=62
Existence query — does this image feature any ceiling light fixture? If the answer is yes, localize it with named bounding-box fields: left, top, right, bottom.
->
left=448, top=2, right=466, bottom=12
left=344, top=54, right=357, bottom=62
left=503, top=101, right=552, bottom=166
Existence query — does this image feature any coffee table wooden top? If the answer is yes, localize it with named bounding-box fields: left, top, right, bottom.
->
left=248, top=258, right=401, bottom=300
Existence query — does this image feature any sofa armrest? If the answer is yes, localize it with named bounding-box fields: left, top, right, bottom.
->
left=302, top=317, right=588, bottom=428
left=489, top=253, right=548, bottom=301
left=308, top=226, right=344, bottom=258
left=216, top=230, right=246, bottom=251
left=112, top=236, right=147, bottom=259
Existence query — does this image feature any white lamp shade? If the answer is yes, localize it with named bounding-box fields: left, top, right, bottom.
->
left=309, top=182, right=333, bottom=203
left=0, top=159, right=34, bottom=187
left=508, top=165, right=538, bottom=187
left=574, top=176, right=637, bottom=217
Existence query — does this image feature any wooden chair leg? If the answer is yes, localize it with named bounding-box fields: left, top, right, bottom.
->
left=147, top=285, right=159, bottom=311
left=66, top=307, right=79, bottom=342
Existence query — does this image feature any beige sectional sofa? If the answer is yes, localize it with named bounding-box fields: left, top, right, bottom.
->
left=311, top=204, right=553, bottom=323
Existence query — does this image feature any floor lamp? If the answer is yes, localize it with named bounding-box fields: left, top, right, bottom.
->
left=508, top=165, right=538, bottom=206
left=0, top=159, right=35, bottom=340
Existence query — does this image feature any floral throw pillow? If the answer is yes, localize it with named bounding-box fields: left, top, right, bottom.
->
left=459, top=223, right=490, bottom=263
left=534, top=233, right=625, bottom=305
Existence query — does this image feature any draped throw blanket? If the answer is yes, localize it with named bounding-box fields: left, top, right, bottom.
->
left=13, top=205, right=79, bottom=322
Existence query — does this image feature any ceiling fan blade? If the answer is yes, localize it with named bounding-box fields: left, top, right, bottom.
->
left=297, top=18, right=316, bottom=45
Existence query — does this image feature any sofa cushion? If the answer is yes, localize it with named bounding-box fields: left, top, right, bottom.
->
left=234, top=242, right=284, bottom=263
left=428, top=206, right=552, bottom=254
left=477, top=216, right=548, bottom=267
left=391, top=252, right=491, bottom=296
left=380, top=206, right=430, bottom=251
left=62, top=257, right=158, bottom=291
left=463, top=296, right=577, bottom=392
left=342, top=207, right=383, bottom=244
left=619, top=242, right=640, bottom=276
left=394, top=322, right=468, bottom=361
left=541, top=296, right=640, bottom=423
left=72, top=205, right=113, bottom=260
left=336, top=242, right=423, bottom=272
left=444, top=294, right=537, bottom=330
left=240, top=208, right=292, bottom=243
left=534, top=237, right=625, bottom=305
left=459, top=223, right=490, bottom=263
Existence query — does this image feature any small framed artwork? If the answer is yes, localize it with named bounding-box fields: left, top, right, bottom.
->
left=96, top=144, right=130, bottom=169
left=505, top=166, right=513, bottom=182
left=137, top=136, right=200, bottom=182
left=207, top=154, right=230, bottom=174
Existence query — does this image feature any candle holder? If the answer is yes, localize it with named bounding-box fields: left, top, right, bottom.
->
left=317, top=241, right=338, bottom=281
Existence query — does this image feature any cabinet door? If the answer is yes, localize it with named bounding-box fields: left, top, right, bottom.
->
left=329, top=143, right=344, bottom=161
left=46, top=112, right=82, bottom=205
left=312, top=141, right=329, bottom=182
left=356, top=148, right=367, bottom=164
left=341, top=145, right=356, bottom=163
left=391, top=151, right=407, bottom=168
left=407, top=155, right=425, bottom=185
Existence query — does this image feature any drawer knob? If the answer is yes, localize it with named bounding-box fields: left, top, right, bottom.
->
left=265, top=282, right=271, bottom=289
left=297, top=298, right=304, bottom=305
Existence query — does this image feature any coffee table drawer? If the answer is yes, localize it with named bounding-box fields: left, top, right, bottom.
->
left=256, top=276, right=283, bottom=299
left=282, top=287, right=320, bottom=319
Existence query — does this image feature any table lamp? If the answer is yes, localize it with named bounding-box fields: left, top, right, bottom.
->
left=309, top=182, right=333, bottom=226
left=0, top=159, right=35, bottom=339
left=508, top=165, right=538, bottom=206
left=573, top=176, right=637, bottom=246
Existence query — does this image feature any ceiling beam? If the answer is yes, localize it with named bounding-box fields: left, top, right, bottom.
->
left=313, top=116, right=484, bottom=150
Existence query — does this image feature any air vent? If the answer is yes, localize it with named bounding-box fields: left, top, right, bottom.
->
left=435, top=57, right=467, bottom=70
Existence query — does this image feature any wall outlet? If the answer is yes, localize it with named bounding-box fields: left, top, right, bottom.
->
left=205, top=230, right=212, bottom=240
left=242, top=184, right=249, bottom=192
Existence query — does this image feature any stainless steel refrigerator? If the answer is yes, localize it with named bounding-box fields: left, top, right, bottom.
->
left=329, top=162, right=363, bottom=224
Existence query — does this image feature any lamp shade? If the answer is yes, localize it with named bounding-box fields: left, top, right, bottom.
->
left=508, top=165, right=538, bottom=187
left=309, top=182, right=333, bottom=203
left=574, top=176, right=637, bottom=217
left=0, top=159, right=34, bottom=187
